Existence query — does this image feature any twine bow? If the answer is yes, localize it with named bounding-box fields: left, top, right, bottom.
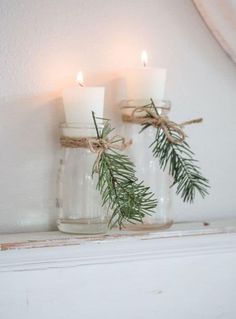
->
left=124, top=106, right=203, bottom=144
left=60, top=135, right=132, bottom=173
left=88, top=135, right=132, bottom=172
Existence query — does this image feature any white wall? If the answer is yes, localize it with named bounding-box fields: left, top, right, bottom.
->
left=0, top=0, right=236, bottom=233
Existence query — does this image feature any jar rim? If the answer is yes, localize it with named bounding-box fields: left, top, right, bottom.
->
left=121, top=99, right=171, bottom=110
left=60, top=122, right=104, bottom=129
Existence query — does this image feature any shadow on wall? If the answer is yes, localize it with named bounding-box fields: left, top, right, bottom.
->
left=0, top=94, right=64, bottom=233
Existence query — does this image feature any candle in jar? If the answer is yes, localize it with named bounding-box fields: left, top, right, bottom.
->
left=62, top=72, right=105, bottom=125
left=123, top=51, right=167, bottom=109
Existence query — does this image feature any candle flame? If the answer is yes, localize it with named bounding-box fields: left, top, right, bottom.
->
left=141, top=50, right=148, bottom=67
left=76, top=71, right=84, bottom=87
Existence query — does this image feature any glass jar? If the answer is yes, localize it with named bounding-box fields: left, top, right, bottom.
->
left=57, top=123, right=108, bottom=234
left=121, top=100, right=173, bottom=230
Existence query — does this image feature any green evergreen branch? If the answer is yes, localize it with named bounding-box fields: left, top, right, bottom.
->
left=140, top=100, right=209, bottom=203
left=92, top=112, right=157, bottom=228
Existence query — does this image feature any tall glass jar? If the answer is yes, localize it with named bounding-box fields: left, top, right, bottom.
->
left=57, top=123, right=108, bottom=234
left=121, top=100, right=173, bottom=230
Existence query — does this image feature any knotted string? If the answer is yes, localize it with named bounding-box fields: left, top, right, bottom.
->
left=122, top=106, right=203, bottom=144
left=60, top=135, right=132, bottom=172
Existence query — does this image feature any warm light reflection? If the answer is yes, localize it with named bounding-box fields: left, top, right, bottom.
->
left=141, top=50, right=148, bottom=67
left=76, top=71, right=84, bottom=87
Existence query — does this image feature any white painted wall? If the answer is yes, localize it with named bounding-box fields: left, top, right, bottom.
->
left=0, top=0, right=236, bottom=233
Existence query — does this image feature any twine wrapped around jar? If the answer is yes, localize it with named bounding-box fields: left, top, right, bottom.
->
left=60, top=135, right=132, bottom=172
left=122, top=105, right=203, bottom=144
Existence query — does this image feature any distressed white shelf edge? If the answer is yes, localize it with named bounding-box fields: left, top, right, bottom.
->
left=1, top=219, right=236, bottom=319
left=1, top=218, right=236, bottom=251
left=1, top=218, right=236, bottom=273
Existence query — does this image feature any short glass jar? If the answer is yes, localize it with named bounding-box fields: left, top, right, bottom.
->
left=121, top=99, right=173, bottom=230
left=57, top=123, right=108, bottom=234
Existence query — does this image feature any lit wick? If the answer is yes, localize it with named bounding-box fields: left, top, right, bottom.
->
left=76, top=71, right=84, bottom=87
left=141, top=50, right=148, bottom=67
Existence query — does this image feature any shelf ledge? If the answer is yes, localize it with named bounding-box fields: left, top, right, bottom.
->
left=1, top=218, right=236, bottom=251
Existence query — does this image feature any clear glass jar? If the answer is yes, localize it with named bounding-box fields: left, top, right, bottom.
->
left=121, top=100, right=173, bottom=230
left=57, top=123, right=108, bottom=234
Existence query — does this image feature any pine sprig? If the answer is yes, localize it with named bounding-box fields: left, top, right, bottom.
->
left=140, top=100, right=209, bottom=203
left=92, top=112, right=157, bottom=228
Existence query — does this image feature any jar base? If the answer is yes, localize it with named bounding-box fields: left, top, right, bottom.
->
left=124, top=220, right=173, bottom=231
left=57, top=218, right=107, bottom=235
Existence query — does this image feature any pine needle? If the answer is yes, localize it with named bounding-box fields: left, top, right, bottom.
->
left=140, top=100, right=210, bottom=203
left=92, top=112, right=157, bottom=228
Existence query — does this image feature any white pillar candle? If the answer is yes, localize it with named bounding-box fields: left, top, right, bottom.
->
left=63, top=72, right=105, bottom=136
left=122, top=51, right=167, bottom=116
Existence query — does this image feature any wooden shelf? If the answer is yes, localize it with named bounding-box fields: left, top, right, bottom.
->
left=1, top=218, right=236, bottom=251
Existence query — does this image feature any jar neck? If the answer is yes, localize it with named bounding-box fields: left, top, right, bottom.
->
left=60, top=122, right=104, bottom=138
left=121, top=99, right=171, bottom=116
